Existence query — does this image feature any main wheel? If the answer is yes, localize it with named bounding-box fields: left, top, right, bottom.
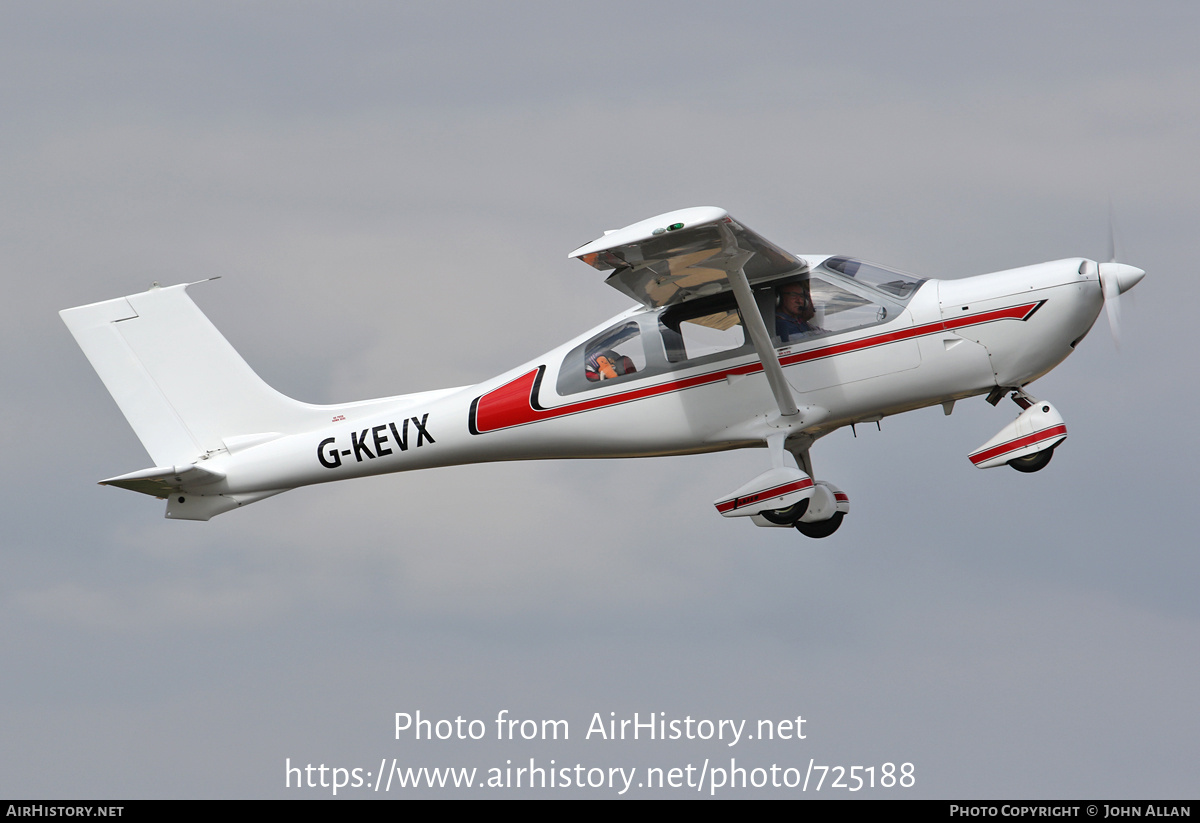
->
left=760, top=498, right=810, bottom=525
left=1008, top=448, right=1054, bottom=473
left=795, top=511, right=844, bottom=538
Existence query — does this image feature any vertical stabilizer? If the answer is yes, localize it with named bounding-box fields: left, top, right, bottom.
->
left=60, top=281, right=330, bottom=466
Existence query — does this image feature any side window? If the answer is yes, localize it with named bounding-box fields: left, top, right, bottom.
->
left=584, top=322, right=645, bottom=382
left=659, top=302, right=747, bottom=363
left=556, top=321, right=647, bottom=395
left=774, top=275, right=891, bottom=343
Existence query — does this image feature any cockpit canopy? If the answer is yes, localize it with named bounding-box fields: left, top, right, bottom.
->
left=556, top=257, right=927, bottom=396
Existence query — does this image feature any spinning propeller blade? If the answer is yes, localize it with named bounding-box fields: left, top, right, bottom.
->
left=1096, top=210, right=1145, bottom=346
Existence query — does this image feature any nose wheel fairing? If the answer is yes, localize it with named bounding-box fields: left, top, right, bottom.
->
left=969, top=394, right=1066, bottom=470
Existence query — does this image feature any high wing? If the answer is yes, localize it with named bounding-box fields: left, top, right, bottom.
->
left=568, top=206, right=807, bottom=309
left=572, top=206, right=809, bottom=421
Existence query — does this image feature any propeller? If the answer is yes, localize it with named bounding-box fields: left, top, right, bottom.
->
left=1095, top=209, right=1145, bottom=346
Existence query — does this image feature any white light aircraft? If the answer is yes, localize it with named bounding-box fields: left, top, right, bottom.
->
left=61, top=207, right=1144, bottom=536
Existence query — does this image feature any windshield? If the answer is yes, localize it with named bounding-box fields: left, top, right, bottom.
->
left=822, top=256, right=925, bottom=302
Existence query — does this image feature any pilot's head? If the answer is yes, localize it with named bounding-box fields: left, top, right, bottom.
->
left=778, top=281, right=814, bottom=322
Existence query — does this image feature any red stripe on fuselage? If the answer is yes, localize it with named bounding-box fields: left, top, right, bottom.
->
left=471, top=302, right=1043, bottom=435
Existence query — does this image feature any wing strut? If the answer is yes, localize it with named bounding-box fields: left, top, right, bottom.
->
left=718, top=223, right=799, bottom=419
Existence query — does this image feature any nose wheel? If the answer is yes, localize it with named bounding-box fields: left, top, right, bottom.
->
left=1008, top=447, right=1055, bottom=473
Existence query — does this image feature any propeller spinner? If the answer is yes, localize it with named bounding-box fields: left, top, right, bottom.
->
left=1098, top=260, right=1145, bottom=345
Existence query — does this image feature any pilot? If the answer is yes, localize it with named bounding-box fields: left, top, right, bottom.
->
left=775, top=280, right=823, bottom=341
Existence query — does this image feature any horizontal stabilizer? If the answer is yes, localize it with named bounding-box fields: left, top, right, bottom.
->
left=100, top=464, right=226, bottom=498
left=99, top=464, right=287, bottom=520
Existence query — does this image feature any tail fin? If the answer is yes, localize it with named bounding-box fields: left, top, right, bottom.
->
left=60, top=280, right=336, bottom=466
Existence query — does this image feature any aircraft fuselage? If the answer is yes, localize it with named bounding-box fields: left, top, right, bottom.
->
left=209, top=256, right=1103, bottom=498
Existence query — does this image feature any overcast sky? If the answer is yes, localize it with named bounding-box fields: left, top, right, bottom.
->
left=3, top=1, right=1197, bottom=798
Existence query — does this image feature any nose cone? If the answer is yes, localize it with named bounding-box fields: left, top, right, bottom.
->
left=1099, top=261, right=1146, bottom=295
